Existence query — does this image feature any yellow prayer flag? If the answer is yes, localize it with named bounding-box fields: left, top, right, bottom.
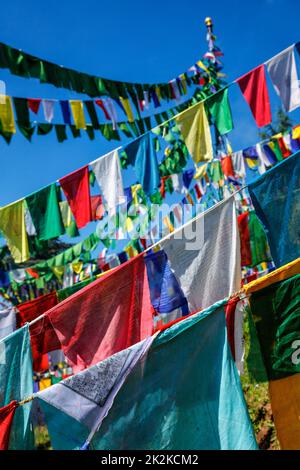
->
left=51, top=266, right=65, bottom=281
left=125, top=217, right=134, bottom=233
left=292, top=125, right=300, bottom=140
left=269, top=373, right=300, bottom=449
left=72, top=261, right=83, bottom=274
left=70, top=100, right=86, bottom=129
left=0, top=96, right=16, bottom=133
left=176, top=102, right=213, bottom=164
left=194, top=163, right=208, bottom=179
left=59, top=201, right=72, bottom=228
left=179, top=75, right=187, bottom=95
left=163, top=215, right=174, bottom=233
left=196, top=60, right=209, bottom=74
left=124, top=245, right=138, bottom=258
left=0, top=200, right=29, bottom=263
left=131, top=184, right=142, bottom=206
left=119, top=97, right=134, bottom=123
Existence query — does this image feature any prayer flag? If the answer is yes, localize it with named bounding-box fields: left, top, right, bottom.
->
left=206, top=88, right=233, bottom=135
left=26, top=183, right=65, bottom=241
left=125, top=133, right=160, bottom=195
left=160, top=196, right=241, bottom=312
left=70, top=100, right=86, bottom=130
left=248, top=151, right=300, bottom=267
left=59, top=166, right=92, bottom=229
left=0, top=96, right=16, bottom=133
left=237, top=65, right=272, bottom=127
left=90, top=150, right=125, bottom=214
left=0, top=200, right=29, bottom=263
left=266, top=45, right=300, bottom=112
left=176, top=102, right=213, bottom=163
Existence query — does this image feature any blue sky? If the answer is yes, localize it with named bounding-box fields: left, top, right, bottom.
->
left=1, top=0, right=300, bottom=237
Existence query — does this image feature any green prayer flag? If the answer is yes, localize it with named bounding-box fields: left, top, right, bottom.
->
left=206, top=88, right=233, bottom=135
left=248, top=211, right=271, bottom=267
left=13, top=97, right=30, bottom=126
left=55, top=124, right=67, bottom=143
left=249, top=273, right=300, bottom=381
left=26, top=184, right=65, bottom=241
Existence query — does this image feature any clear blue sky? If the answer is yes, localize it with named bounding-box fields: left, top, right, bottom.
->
left=1, top=0, right=300, bottom=213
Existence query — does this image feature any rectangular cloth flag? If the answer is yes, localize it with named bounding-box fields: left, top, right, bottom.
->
left=26, top=183, right=65, bottom=241
left=238, top=210, right=272, bottom=268
left=59, top=166, right=92, bottom=229
left=47, top=254, right=154, bottom=373
left=36, top=336, right=156, bottom=450
left=266, top=45, right=300, bottom=112
left=176, top=102, right=213, bottom=164
left=0, top=326, right=33, bottom=449
left=236, top=65, right=272, bottom=128
left=90, top=301, right=257, bottom=450
left=248, top=272, right=300, bottom=449
left=248, top=151, right=300, bottom=267
left=205, top=87, right=233, bottom=135
left=42, top=99, right=55, bottom=123
left=125, top=133, right=160, bottom=195
left=70, top=100, right=86, bottom=130
left=160, top=196, right=241, bottom=312
left=0, top=96, right=16, bottom=133
left=17, top=291, right=60, bottom=372
left=0, top=200, right=29, bottom=263
left=90, top=149, right=125, bottom=215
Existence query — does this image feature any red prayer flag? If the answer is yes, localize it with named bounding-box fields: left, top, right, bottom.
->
left=95, top=99, right=111, bottom=120
left=277, top=136, right=291, bottom=158
left=0, top=401, right=18, bottom=450
left=27, top=98, right=41, bottom=114
left=47, top=254, right=154, bottom=373
left=238, top=212, right=252, bottom=267
left=236, top=65, right=272, bottom=128
left=221, top=155, right=234, bottom=177
left=90, top=195, right=104, bottom=221
left=17, top=292, right=60, bottom=372
left=59, top=166, right=92, bottom=229
left=225, top=298, right=239, bottom=361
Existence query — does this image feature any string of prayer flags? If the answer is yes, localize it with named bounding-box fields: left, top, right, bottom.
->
left=175, top=102, right=213, bottom=164
left=91, top=302, right=257, bottom=450
left=0, top=96, right=16, bottom=133
left=266, top=44, right=300, bottom=112
left=124, top=133, right=160, bottom=195
left=70, top=100, right=86, bottom=130
left=36, top=336, right=155, bottom=450
left=236, top=65, right=272, bottom=128
left=90, top=150, right=125, bottom=214
left=59, top=166, right=92, bottom=229
left=206, top=87, right=233, bottom=135
left=248, top=151, right=300, bottom=267
left=25, top=184, right=65, bottom=241
left=0, top=200, right=29, bottom=263
left=0, top=326, right=34, bottom=449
